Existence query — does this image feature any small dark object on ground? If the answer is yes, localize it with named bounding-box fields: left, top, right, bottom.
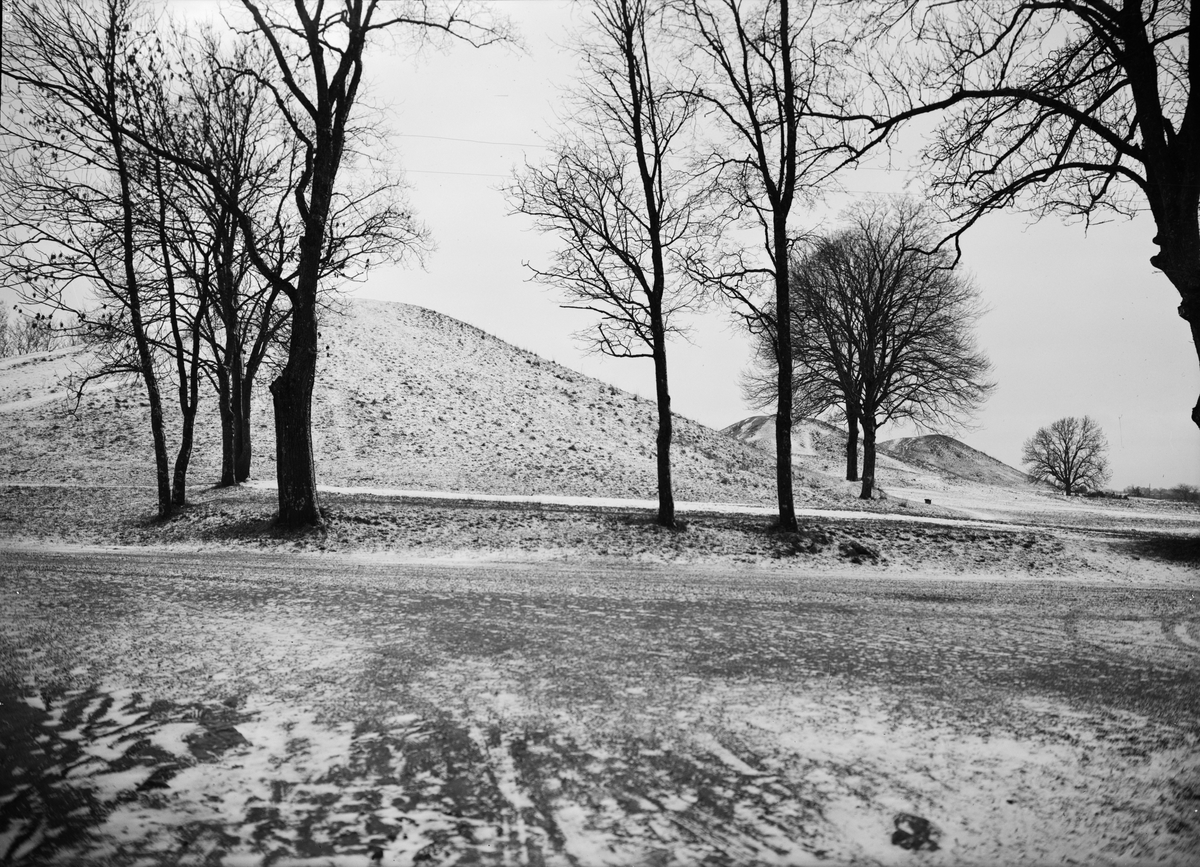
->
left=925, top=498, right=932, bottom=505
left=892, top=812, right=939, bottom=851
left=838, top=539, right=880, bottom=564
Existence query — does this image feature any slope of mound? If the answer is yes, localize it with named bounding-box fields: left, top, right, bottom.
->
left=0, top=299, right=828, bottom=506
left=307, top=300, right=791, bottom=503
left=721, top=414, right=946, bottom=484
left=721, top=415, right=847, bottom=460
left=878, top=434, right=1030, bottom=487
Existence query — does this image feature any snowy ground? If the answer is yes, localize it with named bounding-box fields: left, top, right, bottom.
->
left=2, top=300, right=1199, bottom=865
left=2, top=549, right=1199, bottom=866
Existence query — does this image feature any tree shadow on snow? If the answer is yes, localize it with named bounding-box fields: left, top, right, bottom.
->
left=1123, top=533, right=1200, bottom=565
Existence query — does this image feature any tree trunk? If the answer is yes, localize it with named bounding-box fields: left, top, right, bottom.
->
left=172, top=324, right=204, bottom=505
left=651, top=319, right=675, bottom=529
left=1161, top=261, right=1200, bottom=432
left=1187, top=306, right=1200, bottom=431
left=217, top=365, right=236, bottom=487
left=145, top=378, right=173, bottom=518
left=236, top=372, right=253, bottom=482
left=845, top=410, right=859, bottom=482
left=270, top=294, right=321, bottom=526
left=773, top=217, right=798, bottom=531
left=172, top=399, right=198, bottom=506
left=1139, top=116, right=1200, bottom=433
left=859, top=416, right=876, bottom=500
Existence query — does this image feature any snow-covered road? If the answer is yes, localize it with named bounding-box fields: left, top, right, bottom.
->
left=3, top=546, right=1198, bottom=865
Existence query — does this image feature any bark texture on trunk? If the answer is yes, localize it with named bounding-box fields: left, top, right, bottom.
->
left=651, top=321, right=675, bottom=529
left=1151, top=234, right=1200, bottom=432
left=216, top=307, right=256, bottom=484
left=172, top=402, right=197, bottom=506
left=845, top=411, right=859, bottom=482
left=236, top=375, right=254, bottom=482
left=145, top=381, right=173, bottom=518
left=270, top=295, right=321, bottom=526
left=859, top=417, right=876, bottom=500
left=217, top=366, right=236, bottom=487
left=773, top=219, right=797, bottom=531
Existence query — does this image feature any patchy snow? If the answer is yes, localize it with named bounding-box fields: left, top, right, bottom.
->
left=2, top=299, right=1199, bottom=865
left=3, top=297, right=1196, bottom=540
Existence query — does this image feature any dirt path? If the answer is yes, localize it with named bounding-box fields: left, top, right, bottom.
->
left=2, top=547, right=1199, bottom=865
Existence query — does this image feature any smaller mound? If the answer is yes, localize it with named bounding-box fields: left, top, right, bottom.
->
left=721, top=415, right=848, bottom=461
left=878, top=434, right=1029, bottom=487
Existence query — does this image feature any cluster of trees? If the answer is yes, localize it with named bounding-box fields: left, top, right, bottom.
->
left=1125, top=484, right=1200, bottom=503
left=0, top=0, right=509, bottom=522
left=1125, top=483, right=1200, bottom=502
left=3, top=0, right=1195, bottom=529
left=744, top=199, right=992, bottom=500
left=514, top=0, right=1196, bottom=525
left=0, top=307, right=72, bottom=357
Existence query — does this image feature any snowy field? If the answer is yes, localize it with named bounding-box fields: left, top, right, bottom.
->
left=2, top=299, right=1199, bottom=865
left=3, top=548, right=1199, bottom=866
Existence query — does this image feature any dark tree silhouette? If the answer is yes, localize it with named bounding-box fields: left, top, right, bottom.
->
left=677, top=0, right=850, bottom=531
left=145, top=30, right=299, bottom=488
left=227, top=0, right=510, bottom=526
left=751, top=198, right=993, bottom=499
left=857, top=1, right=1200, bottom=436
left=1023, top=415, right=1110, bottom=495
left=508, top=0, right=708, bottom=529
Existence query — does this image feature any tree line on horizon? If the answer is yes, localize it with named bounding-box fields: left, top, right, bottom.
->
left=0, top=0, right=1195, bottom=530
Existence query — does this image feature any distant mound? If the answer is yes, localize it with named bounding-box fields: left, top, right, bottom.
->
left=721, top=415, right=846, bottom=461
left=722, top=414, right=923, bottom=479
left=722, top=415, right=1029, bottom=493
left=0, top=299, right=822, bottom=506
left=878, top=434, right=1030, bottom=487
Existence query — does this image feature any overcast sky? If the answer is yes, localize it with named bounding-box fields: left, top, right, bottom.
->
left=162, top=1, right=1200, bottom=488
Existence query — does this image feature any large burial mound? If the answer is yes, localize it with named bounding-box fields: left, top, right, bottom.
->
left=878, top=434, right=1030, bottom=487
left=0, top=298, right=830, bottom=506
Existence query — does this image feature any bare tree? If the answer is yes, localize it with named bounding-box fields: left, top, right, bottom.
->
left=1, top=308, right=66, bottom=355
left=148, top=29, right=299, bottom=488
left=0, top=0, right=178, bottom=517
left=676, top=0, right=850, bottom=531
left=752, top=198, right=993, bottom=499
left=1023, top=415, right=1110, bottom=495
left=856, top=1, right=1200, bottom=436
left=508, top=0, right=707, bottom=528
left=217, top=0, right=510, bottom=526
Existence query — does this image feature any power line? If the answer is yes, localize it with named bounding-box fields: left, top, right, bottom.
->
left=408, top=168, right=509, bottom=178
left=396, top=132, right=546, bottom=149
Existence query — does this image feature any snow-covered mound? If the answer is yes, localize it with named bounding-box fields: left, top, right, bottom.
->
left=878, top=434, right=1030, bottom=487
left=306, top=300, right=786, bottom=502
left=721, top=414, right=937, bottom=481
left=0, top=299, right=821, bottom=505
left=720, top=414, right=1035, bottom=498
left=721, top=415, right=846, bottom=460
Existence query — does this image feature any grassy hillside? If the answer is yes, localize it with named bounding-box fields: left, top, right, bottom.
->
left=0, top=299, right=833, bottom=506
